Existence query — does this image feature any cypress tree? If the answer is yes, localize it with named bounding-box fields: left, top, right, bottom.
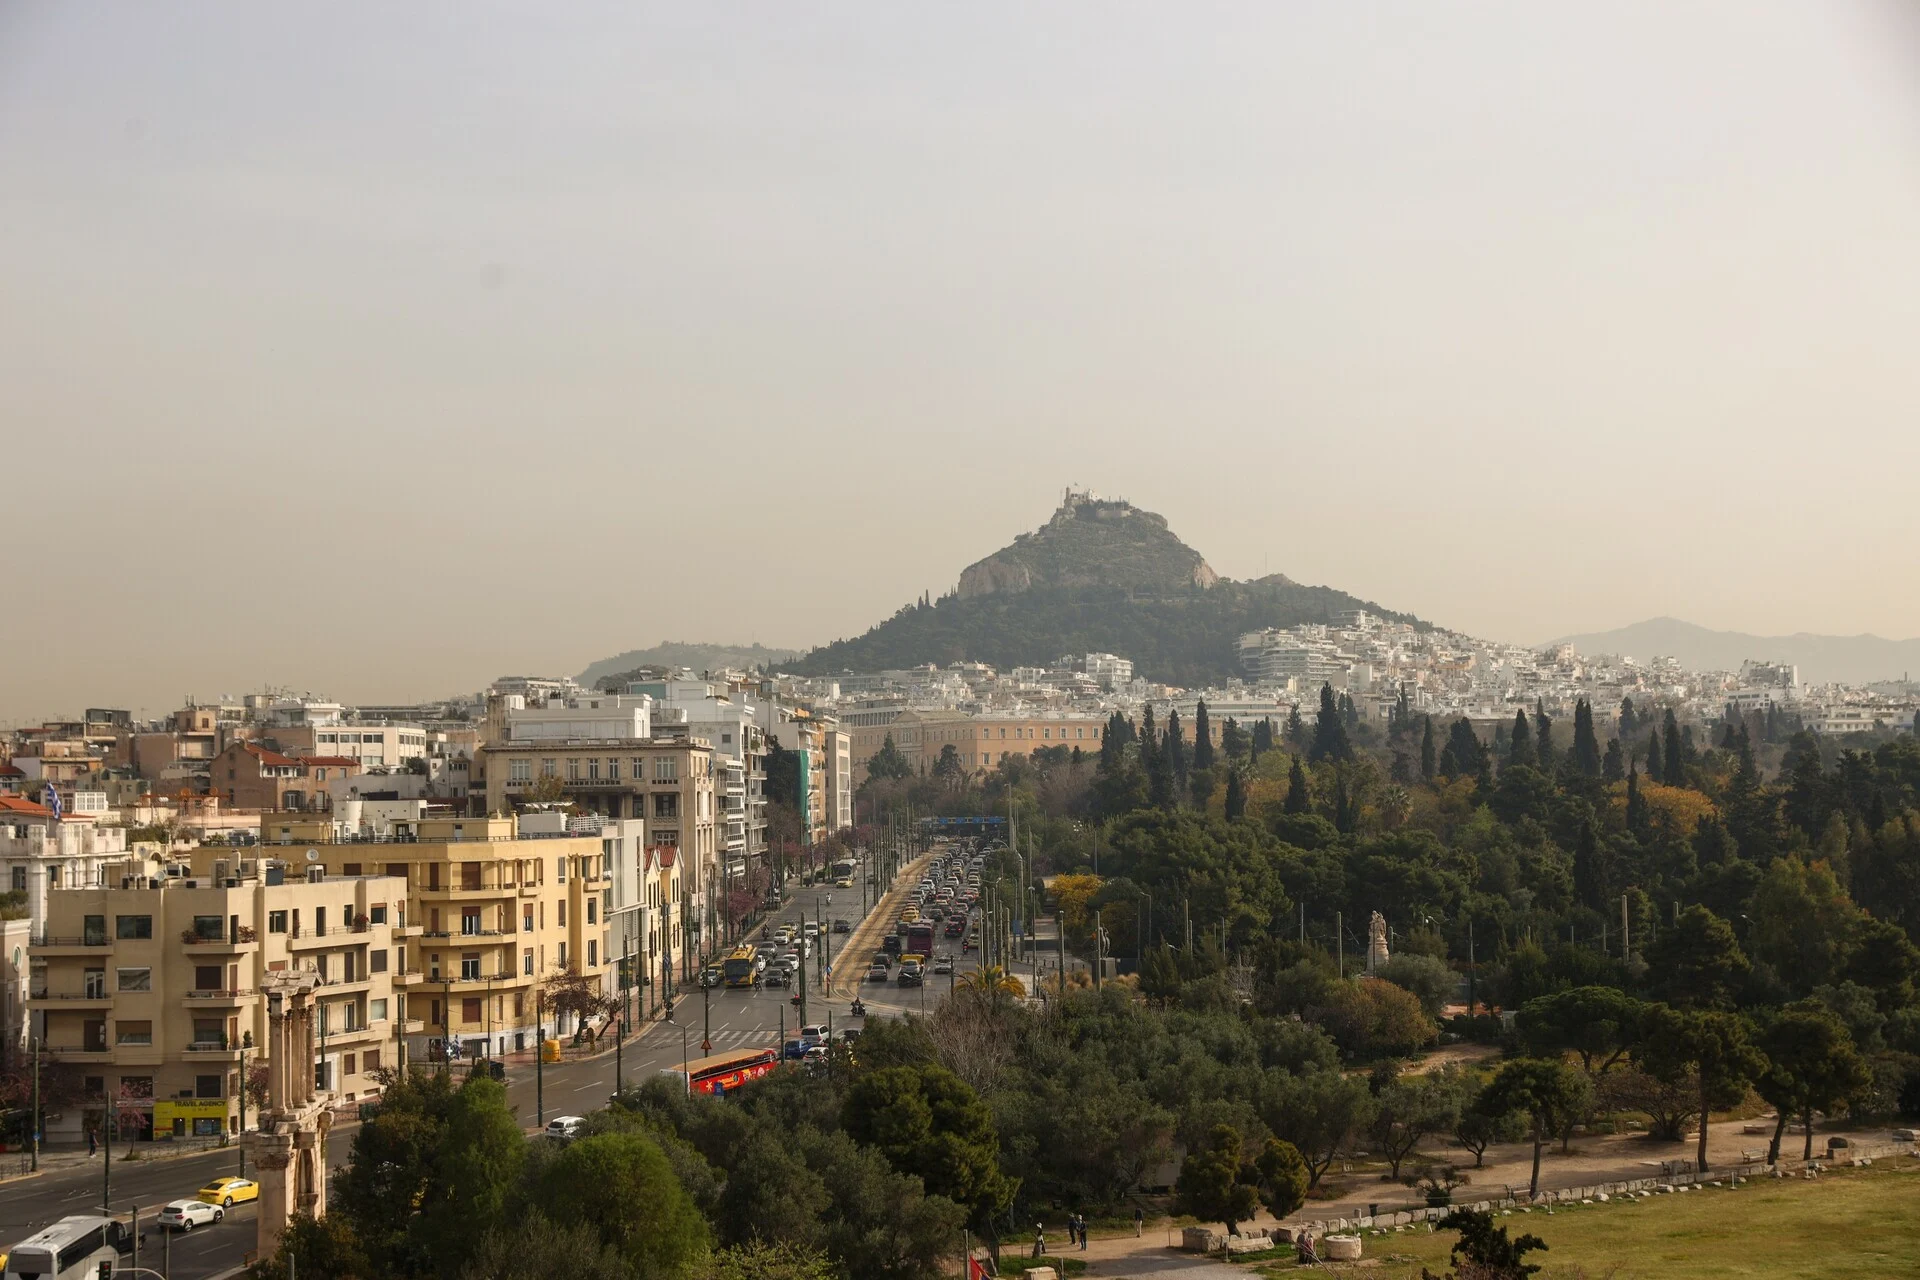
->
left=1421, top=715, right=1437, bottom=782
left=1573, top=817, right=1609, bottom=912
left=1285, top=704, right=1308, bottom=750
left=1534, top=703, right=1554, bottom=773
left=1720, top=720, right=1738, bottom=751
left=1509, top=709, right=1534, bottom=768
left=1340, top=692, right=1359, bottom=732
left=1164, top=709, right=1189, bottom=792
left=1310, top=683, right=1353, bottom=764
left=1572, top=700, right=1603, bottom=778
left=1192, top=699, right=1215, bottom=771
left=1396, top=683, right=1412, bottom=735
left=1284, top=755, right=1311, bottom=814
left=1224, top=768, right=1247, bottom=821
left=1602, top=737, right=1624, bottom=782
left=1661, top=713, right=1683, bottom=786
left=1446, top=717, right=1486, bottom=780
left=1620, top=697, right=1639, bottom=739
left=1626, top=760, right=1651, bottom=837
left=1645, top=729, right=1663, bottom=783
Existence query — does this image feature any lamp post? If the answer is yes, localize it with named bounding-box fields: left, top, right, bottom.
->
left=237, top=1030, right=253, bottom=1178
left=535, top=991, right=544, bottom=1128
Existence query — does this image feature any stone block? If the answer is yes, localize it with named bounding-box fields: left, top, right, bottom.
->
left=1180, top=1227, right=1217, bottom=1253
left=1323, top=1234, right=1363, bottom=1261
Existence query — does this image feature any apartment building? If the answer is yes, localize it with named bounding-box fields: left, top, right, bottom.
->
left=849, top=708, right=1108, bottom=781
left=257, top=813, right=608, bottom=1061
left=276, top=722, right=430, bottom=771
left=28, top=859, right=411, bottom=1141
left=209, top=743, right=363, bottom=812
left=1, top=795, right=133, bottom=930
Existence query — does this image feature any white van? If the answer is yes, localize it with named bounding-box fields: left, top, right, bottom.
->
left=546, top=1115, right=585, bottom=1140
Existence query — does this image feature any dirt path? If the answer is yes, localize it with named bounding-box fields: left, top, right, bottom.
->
left=828, top=850, right=932, bottom=998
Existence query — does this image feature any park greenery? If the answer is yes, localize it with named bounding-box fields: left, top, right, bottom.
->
left=262, top=691, right=1920, bottom=1278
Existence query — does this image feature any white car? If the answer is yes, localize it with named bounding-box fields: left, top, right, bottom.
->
left=546, top=1115, right=586, bottom=1140
left=799, top=1023, right=828, bottom=1043
left=159, top=1199, right=225, bottom=1231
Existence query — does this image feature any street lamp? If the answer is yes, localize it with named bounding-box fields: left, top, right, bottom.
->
left=237, top=1030, right=254, bottom=1178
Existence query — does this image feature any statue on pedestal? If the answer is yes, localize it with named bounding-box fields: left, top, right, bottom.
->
left=1367, top=911, right=1389, bottom=973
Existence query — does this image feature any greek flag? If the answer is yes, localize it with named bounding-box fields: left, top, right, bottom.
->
left=43, top=783, right=61, bottom=821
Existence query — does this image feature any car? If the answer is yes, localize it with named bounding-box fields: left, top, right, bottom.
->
left=832, top=918, right=851, bottom=933
left=835, top=876, right=854, bottom=887
left=783, top=1038, right=809, bottom=1059
left=800, top=1023, right=827, bottom=1043
left=897, top=962, right=924, bottom=987
left=197, top=1177, right=259, bottom=1208
left=868, top=964, right=890, bottom=982
left=803, top=922, right=819, bottom=937
left=700, top=965, right=724, bottom=988
left=933, top=957, right=954, bottom=975
left=779, top=954, right=801, bottom=973
left=763, top=967, right=790, bottom=987
left=159, top=1199, right=224, bottom=1231
left=835, top=1027, right=862, bottom=1043
left=546, top=1115, right=586, bottom=1140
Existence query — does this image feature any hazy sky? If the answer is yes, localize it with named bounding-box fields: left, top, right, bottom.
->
left=6, top=3, right=1920, bottom=724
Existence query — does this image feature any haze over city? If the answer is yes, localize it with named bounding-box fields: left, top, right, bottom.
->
left=6, top=2, right=1920, bottom=721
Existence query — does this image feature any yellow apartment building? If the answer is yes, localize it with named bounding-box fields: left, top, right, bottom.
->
left=29, top=857, right=412, bottom=1142
left=255, top=813, right=609, bottom=1061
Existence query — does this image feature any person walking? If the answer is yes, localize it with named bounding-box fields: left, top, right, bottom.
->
left=1078, top=1213, right=1088, bottom=1251
left=87, top=1127, right=98, bottom=1158
left=1133, top=1206, right=1144, bottom=1237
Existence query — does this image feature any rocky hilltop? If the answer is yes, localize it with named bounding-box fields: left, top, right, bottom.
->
left=792, top=492, right=1420, bottom=687
left=956, top=492, right=1220, bottom=598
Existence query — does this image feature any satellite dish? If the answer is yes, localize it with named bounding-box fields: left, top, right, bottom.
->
left=305, top=849, right=320, bottom=862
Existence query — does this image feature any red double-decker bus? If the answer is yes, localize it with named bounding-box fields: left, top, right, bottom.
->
left=662, top=1046, right=780, bottom=1096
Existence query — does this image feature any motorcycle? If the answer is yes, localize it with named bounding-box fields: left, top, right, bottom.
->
left=850, top=999, right=866, bottom=1018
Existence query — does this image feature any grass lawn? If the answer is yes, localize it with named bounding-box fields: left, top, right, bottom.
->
left=1255, top=1160, right=1920, bottom=1279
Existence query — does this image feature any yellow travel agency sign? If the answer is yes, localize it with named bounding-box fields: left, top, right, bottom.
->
left=154, top=1098, right=230, bottom=1138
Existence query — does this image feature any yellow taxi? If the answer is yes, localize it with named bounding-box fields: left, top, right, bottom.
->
left=197, top=1176, right=260, bottom=1208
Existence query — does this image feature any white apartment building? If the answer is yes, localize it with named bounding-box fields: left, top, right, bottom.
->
left=1085, top=653, right=1134, bottom=690
left=1, top=797, right=134, bottom=932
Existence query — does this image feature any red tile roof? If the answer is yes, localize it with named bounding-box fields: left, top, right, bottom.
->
left=242, top=743, right=302, bottom=768
left=0, top=794, right=55, bottom=818
left=299, top=756, right=361, bottom=768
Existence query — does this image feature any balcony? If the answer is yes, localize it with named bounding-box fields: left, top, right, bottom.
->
left=180, top=926, right=259, bottom=952
left=44, top=1044, right=115, bottom=1063
left=183, top=1041, right=245, bottom=1062
left=392, top=969, right=425, bottom=986
left=393, top=922, right=423, bottom=938
left=180, top=988, right=254, bottom=1008
left=31, top=935, right=114, bottom=956
left=28, top=991, right=114, bottom=1009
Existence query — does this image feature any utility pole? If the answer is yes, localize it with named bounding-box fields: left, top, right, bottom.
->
left=702, top=980, right=712, bottom=1056
left=1336, top=910, right=1344, bottom=979
left=1621, top=893, right=1630, bottom=958
left=30, top=1033, right=39, bottom=1173
left=237, top=1031, right=251, bottom=1177
left=1467, top=919, right=1477, bottom=1016
left=1092, top=907, right=1102, bottom=991
left=535, top=992, right=544, bottom=1128
left=798, top=933, right=808, bottom=1026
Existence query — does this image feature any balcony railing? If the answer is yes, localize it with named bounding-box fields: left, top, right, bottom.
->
left=181, top=925, right=259, bottom=946
left=31, top=935, right=112, bottom=948
left=183, top=988, right=255, bottom=1001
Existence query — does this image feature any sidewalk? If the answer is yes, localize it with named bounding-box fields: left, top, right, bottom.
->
left=0, top=1135, right=235, bottom=1184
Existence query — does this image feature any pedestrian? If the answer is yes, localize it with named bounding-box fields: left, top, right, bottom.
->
left=87, top=1127, right=98, bottom=1158
left=1133, top=1206, right=1144, bottom=1237
left=1078, top=1214, right=1088, bottom=1251
left=1032, top=1224, right=1045, bottom=1259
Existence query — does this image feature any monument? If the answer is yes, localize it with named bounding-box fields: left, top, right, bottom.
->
left=245, top=972, right=334, bottom=1260
left=1367, top=912, right=1389, bottom=973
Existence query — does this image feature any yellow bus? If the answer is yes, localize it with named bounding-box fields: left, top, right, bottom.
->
left=723, top=945, right=759, bottom=988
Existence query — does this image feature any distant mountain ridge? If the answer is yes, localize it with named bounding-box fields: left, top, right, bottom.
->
left=789, top=494, right=1421, bottom=687
left=1547, top=616, right=1920, bottom=686
left=578, top=641, right=800, bottom=688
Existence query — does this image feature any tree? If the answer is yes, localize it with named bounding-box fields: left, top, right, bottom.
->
left=1507, top=711, right=1532, bottom=769
left=1478, top=1058, right=1589, bottom=1199
left=532, top=1130, right=712, bottom=1277
left=1515, top=987, right=1645, bottom=1077
left=1426, top=1208, right=1547, bottom=1280
left=1223, top=768, right=1247, bottom=821
left=1533, top=704, right=1553, bottom=775
left=1174, top=1124, right=1260, bottom=1237
left=867, top=734, right=913, bottom=783
left=1163, top=709, right=1190, bottom=795
left=1220, top=716, right=1247, bottom=761
left=1646, top=906, right=1749, bottom=1009
left=1192, top=699, right=1215, bottom=772
left=1453, top=1104, right=1525, bottom=1169
left=1310, top=684, right=1353, bottom=764
left=842, top=1064, right=1015, bottom=1234
left=1376, top=953, right=1458, bottom=1018
left=1755, top=1005, right=1872, bottom=1164
left=541, top=965, right=616, bottom=1036
left=1369, top=1068, right=1467, bottom=1180
left=1748, top=856, right=1859, bottom=995
left=1645, top=730, right=1664, bottom=787
left=257, top=1213, right=373, bottom=1280
left=697, top=1243, right=837, bottom=1280
left=416, top=1074, right=528, bottom=1276
left=1283, top=756, right=1311, bottom=815
left=1572, top=700, right=1603, bottom=778
left=1663, top=709, right=1687, bottom=787
left=1602, top=737, right=1624, bottom=783
left=1284, top=705, right=1308, bottom=751
left=1421, top=715, right=1437, bottom=781
left=1620, top=697, right=1640, bottom=740
left=1252, top=1137, right=1309, bottom=1221
left=1640, top=1007, right=1766, bottom=1174
left=1262, top=1068, right=1376, bottom=1189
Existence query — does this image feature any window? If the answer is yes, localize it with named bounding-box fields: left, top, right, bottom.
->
left=194, top=965, right=221, bottom=991
left=430, top=999, right=441, bottom=1026
left=344, top=1053, right=357, bottom=1077
left=558, top=901, right=567, bottom=927
left=365, top=1046, right=381, bottom=1073
left=342, top=862, right=362, bottom=876
left=586, top=899, right=596, bottom=925
left=116, top=1020, right=153, bottom=1045
left=556, top=857, right=566, bottom=883
left=461, top=862, right=482, bottom=891
left=83, top=913, right=106, bottom=945
left=587, top=758, right=601, bottom=781
left=370, top=904, right=387, bottom=924
left=8, top=867, right=21, bottom=892
left=314, top=1061, right=332, bottom=1091
left=116, top=915, right=153, bottom=940
left=195, top=1074, right=222, bottom=1098
left=84, top=1075, right=104, bottom=1099
left=523, top=948, right=534, bottom=976
left=370, top=998, right=388, bottom=1021
left=84, top=968, right=106, bottom=998
left=653, top=793, right=679, bottom=819
left=566, top=758, right=581, bottom=782
left=540, top=757, right=557, bottom=778
left=267, top=910, right=288, bottom=934
left=461, top=953, right=481, bottom=980
left=116, top=967, right=152, bottom=992
left=370, top=949, right=388, bottom=973
left=587, top=939, right=597, bottom=966
left=462, top=910, right=482, bottom=935
left=605, top=758, right=620, bottom=781
left=654, top=756, right=677, bottom=782
left=509, top=759, right=530, bottom=783
left=523, top=905, right=533, bottom=933
left=514, top=992, right=524, bottom=1017
left=462, top=997, right=482, bottom=1023
left=558, top=941, right=567, bottom=967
